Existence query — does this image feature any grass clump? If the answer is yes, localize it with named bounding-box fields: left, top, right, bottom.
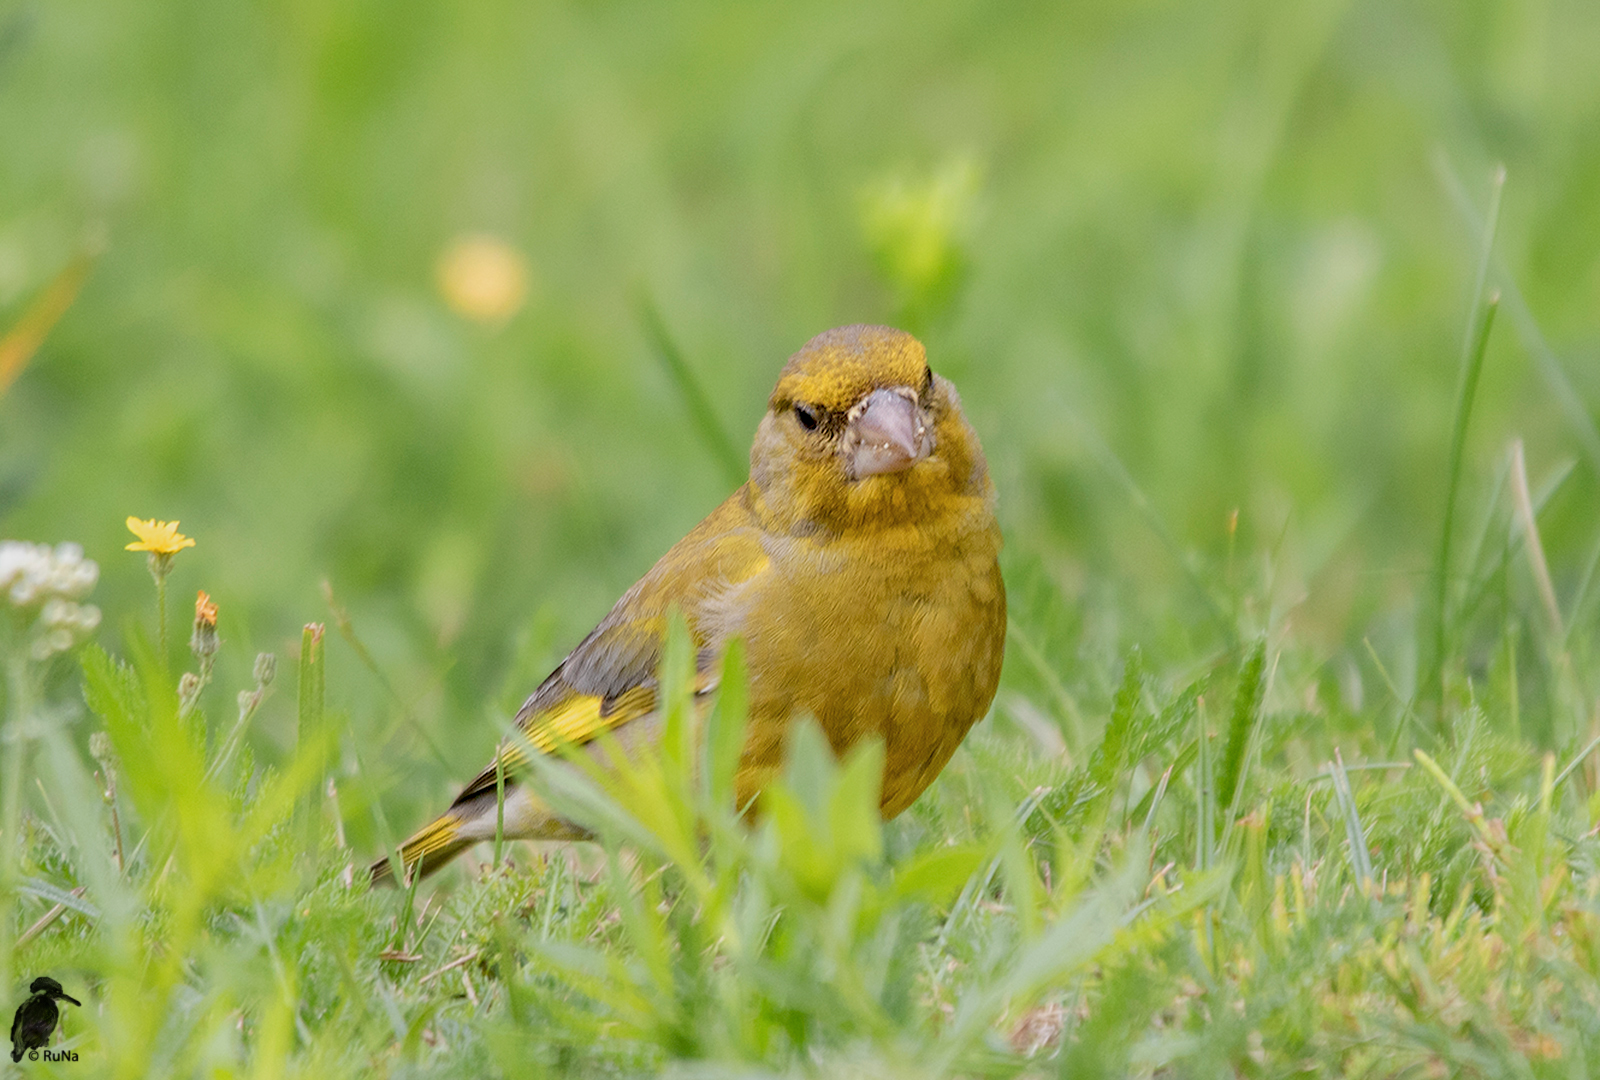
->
left=7, top=468, right=1600, bottom=1078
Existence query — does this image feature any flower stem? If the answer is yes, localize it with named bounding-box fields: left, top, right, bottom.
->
left=0, top=654, right=35, bottom=1008
left=157, top=572, right=169, bottom=661
left=149, top=551, right=173, bottom=663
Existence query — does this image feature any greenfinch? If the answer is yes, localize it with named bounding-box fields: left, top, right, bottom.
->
left=372, top=325, right=1005, bottom=884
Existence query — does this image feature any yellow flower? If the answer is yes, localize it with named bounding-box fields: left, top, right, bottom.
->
left=124, top=517, right=196, bottom=555
left=436, top=234, right=530, bottom=323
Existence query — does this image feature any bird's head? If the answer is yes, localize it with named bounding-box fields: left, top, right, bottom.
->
left=749, top=325, right=990, bottom=535
left=27, top=977, right=80, bottom=1006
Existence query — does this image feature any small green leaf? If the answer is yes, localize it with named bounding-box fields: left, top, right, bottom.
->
left=830, top=738, right=884, bottom=866
left=705, top=636, right=748, bottom=811
left=893, top=845, right=986, bottom=907
left=19, top=877, right=101, bottom=919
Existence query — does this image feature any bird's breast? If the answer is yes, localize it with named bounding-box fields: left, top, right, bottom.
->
left=731, top=513, right=1005, bottom=816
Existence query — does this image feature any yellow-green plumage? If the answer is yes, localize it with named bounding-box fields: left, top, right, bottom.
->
left=372, top=325, right=1004, bottom=885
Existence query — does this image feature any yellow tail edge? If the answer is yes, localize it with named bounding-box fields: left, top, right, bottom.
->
left=368, top=811, right=472, bottom=888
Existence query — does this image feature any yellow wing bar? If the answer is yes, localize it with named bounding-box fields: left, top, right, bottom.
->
left=454, top=685, right=660, bottom=805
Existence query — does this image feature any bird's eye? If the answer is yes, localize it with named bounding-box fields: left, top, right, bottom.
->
left=795, top=403, right=819, bottom=431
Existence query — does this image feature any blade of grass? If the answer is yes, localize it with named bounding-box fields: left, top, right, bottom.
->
left=1453, top=456, right=1575, bottom=633
left=1077, top=421, right=1234, bottom=639
left=1422, top=162, right=1504, bottom=718
left=0, top=247, right=95, bottom=399
left=1425, top=290, right=1501, bottom=718
left=704, top=636, right=748, bottom=812
left=347, top=734, right=406, bottom=888
left=1140, top=763, right=1174, bottom=833
left=492, top=739, right=507, bottom=871
left=1366, top=637, right=1418, bottom=758
left=1195, top=697, right=1214, bottom=873
left=298, top=623, right=327, bottom=869
left=1413, top=749, right=1505, bottom=866
left=1553, top=735, right=1600, bottom=792
left=1563, top=528, right=1600, bottom=651
left=1453, top=446, right=1513, bottom=612
left=1311, top=762, right=1411, bottom=780
left=323, top=580, right=454, bottom=772
left=1328, top=748, right=1373, bottom=893
left=637, top=294, right=746, bottom=490
left=13, top=885, right=90, bottom=951
left=1508, top=439, right=1563, bottom=639
left=1437, top=151, right=1600, bottom=475
left=17, top=877, right=99, bottom=920
left=1006, top=616, right=1086, bottom=750
left=1128, top=737, right=1197, bottom=829
left=2, top=654, right=38, bottom=1001
left=1415, top=747, right=1479, bottom=821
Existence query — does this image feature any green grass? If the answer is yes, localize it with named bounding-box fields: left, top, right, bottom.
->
left=6, top=0, right=1600, bottom=1075
left=10, top=568, right=1600, bottom=1077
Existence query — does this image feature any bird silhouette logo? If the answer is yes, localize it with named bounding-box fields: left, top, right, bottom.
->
left=9, top=976, right=81, bottom=1062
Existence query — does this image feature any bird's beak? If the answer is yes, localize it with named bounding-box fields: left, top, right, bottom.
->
left=57, top=993, right=81, bottom=1007
left=846, top=387, right=932, bottom=478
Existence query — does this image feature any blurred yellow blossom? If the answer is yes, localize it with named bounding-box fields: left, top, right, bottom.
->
left=124, top=517, right=196, bottom=555
left=858, top=158, right=981, bottom=331
left=435, top=233, right=530, bottom=323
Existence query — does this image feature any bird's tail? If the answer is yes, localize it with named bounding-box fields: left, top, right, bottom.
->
left=369, top=810, right=473, bottom=887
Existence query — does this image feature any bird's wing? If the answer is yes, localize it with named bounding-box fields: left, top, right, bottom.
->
left=448, top=490, right=768, bottom=809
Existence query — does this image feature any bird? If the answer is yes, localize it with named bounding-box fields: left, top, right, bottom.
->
left=371, top=324, right=1005, bottom=885
left=10, top=976, right=81, bottom=1062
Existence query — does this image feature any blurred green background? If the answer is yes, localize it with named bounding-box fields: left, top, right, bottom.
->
left=3, top=0, right=1598, bottom=839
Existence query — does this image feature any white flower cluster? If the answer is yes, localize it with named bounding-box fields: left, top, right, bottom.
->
left=1, top=541, right=102, bottom=659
